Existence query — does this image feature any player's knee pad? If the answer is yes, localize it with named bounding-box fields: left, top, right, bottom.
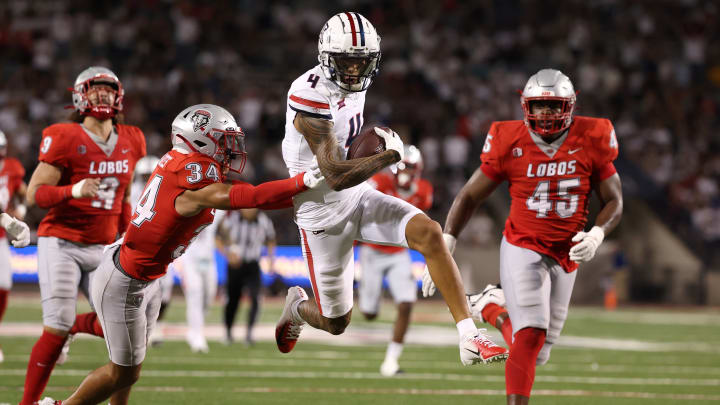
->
left=42, top=297, right=77, bottom=330
left=536, top=341, right=553, bottom=365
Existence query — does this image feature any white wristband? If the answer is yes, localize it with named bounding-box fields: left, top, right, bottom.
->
left=71, top=179, right=86, bottom=199
left=442, top=233, right=457, bottom=254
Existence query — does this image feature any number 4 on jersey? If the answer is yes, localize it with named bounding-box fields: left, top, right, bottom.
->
left=132, top=175, right=163, bottom=227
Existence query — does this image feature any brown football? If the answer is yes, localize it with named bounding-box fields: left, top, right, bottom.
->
left=346, top=126, right=387, bottom=160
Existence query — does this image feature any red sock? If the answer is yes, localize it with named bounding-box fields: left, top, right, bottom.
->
left=505, top=327, right=546, bottom=397
left=500, top=317, right=514, bottom=347
left=481, top=303, right=513, bottom=346
left=69, top=312, right=104, bottom=337
left=0, top=288, right=8, bottom=323
left=21, top=330, right=67, bottom=405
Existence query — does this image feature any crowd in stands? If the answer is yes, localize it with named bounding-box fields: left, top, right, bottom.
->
left=0, top=0, right=717, bottom=261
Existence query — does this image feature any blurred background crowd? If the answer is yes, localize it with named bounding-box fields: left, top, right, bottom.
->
left=1, top=0, right=718, bottom=300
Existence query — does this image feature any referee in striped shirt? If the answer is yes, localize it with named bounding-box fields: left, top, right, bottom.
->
left=216, top=208, right=276, bottom=345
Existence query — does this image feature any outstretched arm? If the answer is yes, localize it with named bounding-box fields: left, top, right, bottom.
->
left=444, top=166, right=501, bottom=237
left=294, top=113, right=399, bottom=191
left=175, top=173, right=308, bottom=217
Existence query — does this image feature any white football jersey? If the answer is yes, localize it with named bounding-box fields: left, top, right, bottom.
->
left=282, top=65, right=371, bottom=230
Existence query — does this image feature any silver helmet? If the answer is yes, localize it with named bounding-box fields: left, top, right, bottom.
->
left=396, top=145, right=422, bottom=188
left=318, top=12, right=381, bottom=92
left=71, top=66, right=124, bottom=120
left=520, top=69, right=576, bottom=136
left=171, top=104, right=246, bottom=177
left=134, top=155, right=160, bottom=177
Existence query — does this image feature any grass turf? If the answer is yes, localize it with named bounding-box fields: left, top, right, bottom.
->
left=1, top=294, right=719, bottom=404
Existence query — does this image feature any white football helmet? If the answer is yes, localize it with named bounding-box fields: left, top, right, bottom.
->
left=521, top=69, right=576, bottom=136
left=0, top=130, right=6, bottom=159
left=71, top=66, right=124, bottom=120
left=135, top=155, right=160, bottom=176
left=318, top=12, right=381, bottom=92
left=396, top=145, right=422, bottom=189
left=171, top=104, right=246, bottom=177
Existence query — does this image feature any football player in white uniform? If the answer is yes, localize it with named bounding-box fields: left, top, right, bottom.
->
left=174, top=210, right=224, bottom=353
left=276, top=12, right=507, bottom=366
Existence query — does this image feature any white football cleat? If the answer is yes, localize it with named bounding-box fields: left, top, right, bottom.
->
left=467, top=284, right=506, bottom=323
left=55, top=334, right=74, bottom=366
left=459, top=329, right=508, bottom=365
left=379, top=358, right=401, bottom=377
left=36, top=397, right=62, bottom=405
left=0, top=345, right=4, bottom=363
left=275, top=286, right=308, bottom=353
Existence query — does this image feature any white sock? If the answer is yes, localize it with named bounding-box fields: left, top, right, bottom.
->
left=385, top=341, right=403, bottom=362
left=290, top=299, right=306, bottom=323
left=456, top=317, right=476, bottom=337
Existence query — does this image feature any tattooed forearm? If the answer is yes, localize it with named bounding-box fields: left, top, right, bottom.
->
left=294, top=113, right=400, bottom=191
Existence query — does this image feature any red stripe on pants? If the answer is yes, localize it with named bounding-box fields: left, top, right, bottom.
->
left=300, top=229, right=322, bottom=315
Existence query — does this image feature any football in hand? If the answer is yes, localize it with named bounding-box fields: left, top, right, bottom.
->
left=346, top=126, right=388, bottom=159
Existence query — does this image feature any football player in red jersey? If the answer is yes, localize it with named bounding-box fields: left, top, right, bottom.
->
left=422, top=69, right=623, bottom=405
left=358, top=145, right=433, bottom=376
left=21, top=66, right=146, bottom=405
left=0, top=128, right=30, bottom=364
left=38, top=104, right=324, bottom=405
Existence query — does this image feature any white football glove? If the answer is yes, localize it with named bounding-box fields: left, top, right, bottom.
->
left=569, top=226, right=604, bottom=263
left=0, top=213, right=30, bottom=248
left=374, top=127, right=404, bottom=174
left=421, top=233, right=457, bottom=297
left=302, top=157, right=325, bottom=189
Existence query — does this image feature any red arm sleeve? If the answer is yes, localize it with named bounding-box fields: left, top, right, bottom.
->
left=118, top=201, right=132, bottom=235
left=35, top=185, right=73, bottom=209
left=229, top=173, right=307, bottom=209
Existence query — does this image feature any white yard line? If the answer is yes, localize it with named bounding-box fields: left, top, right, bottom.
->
left=2, top=322, right=718, bottom=353
left=1, top=368, right=719, bottom=386
left=5, top=354, right=720, bottom=376
left=0, top=384, right=718, bottom=401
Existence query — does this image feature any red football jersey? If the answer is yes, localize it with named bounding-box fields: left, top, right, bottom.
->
left=364, top=172, right=434, bottom=254
left=481, top=116, right=618, bottom=272
left=119, top=150, right=221, bottom=281
left=0, top=157, right=26, bottom=239
left=37, top=123, right=146, bottom=244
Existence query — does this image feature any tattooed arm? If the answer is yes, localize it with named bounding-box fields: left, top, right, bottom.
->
left=294, top=112, right=400, bottom=191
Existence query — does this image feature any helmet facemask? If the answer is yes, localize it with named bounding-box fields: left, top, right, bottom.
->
left=522, top=97, right=575, bottom=137
left=210, top=127, right=247, bottom=179
left=72, top=75, right=124, bottom=120
left=322, top=52, right=380, bottom=92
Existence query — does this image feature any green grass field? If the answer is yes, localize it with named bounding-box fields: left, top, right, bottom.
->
left=1, top=294, right=719, bottom=404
